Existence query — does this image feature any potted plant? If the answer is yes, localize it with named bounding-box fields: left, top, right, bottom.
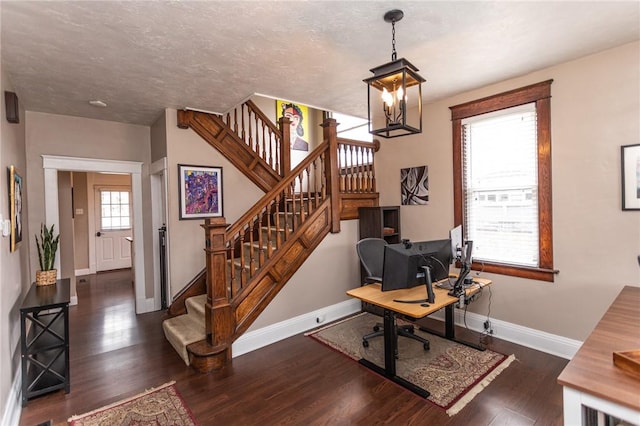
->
left=35, top=223, right=60, bottom=286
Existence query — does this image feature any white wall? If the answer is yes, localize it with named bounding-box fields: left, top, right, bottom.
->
left=376, top=41, right=640, bottom=341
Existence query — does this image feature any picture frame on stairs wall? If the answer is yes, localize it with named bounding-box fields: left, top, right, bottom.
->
left=178, top=164, right=224, bottom=219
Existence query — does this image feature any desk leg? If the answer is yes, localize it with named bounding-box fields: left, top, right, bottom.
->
left=383, top=308, right=396, bottom=375
left=445, top=304, right=455, bottom=339
left=358, top=309, right=431, bottom=398
left=419, top=304, right=486, bottom=351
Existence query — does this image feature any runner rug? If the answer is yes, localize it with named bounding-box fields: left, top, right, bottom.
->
left=67, top=381, right=198, bottom=425
left=307, top=312, right=515, bottom=416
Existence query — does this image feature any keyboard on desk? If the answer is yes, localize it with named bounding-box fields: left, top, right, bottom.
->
left=436, top=280, right=454, bottom=290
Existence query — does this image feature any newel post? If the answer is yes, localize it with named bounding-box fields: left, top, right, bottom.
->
left=278, top=116, right=292, bottom=178
left=322, top=118, right=341, bottom=233
left=202, top=217, right=233, bottom=365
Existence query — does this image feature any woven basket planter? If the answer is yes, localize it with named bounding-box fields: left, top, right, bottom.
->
left=35, top=269, right=57, bottom=286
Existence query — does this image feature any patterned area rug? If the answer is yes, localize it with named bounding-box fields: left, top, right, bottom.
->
left=68, top=381, right=198, bottom=425
left=307, top=312, right=515, bottom=416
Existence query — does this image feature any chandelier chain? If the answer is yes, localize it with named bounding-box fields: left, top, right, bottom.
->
left=391, top=21, right=397, bottom=61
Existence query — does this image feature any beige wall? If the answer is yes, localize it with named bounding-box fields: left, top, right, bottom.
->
left=57, top=172, right=75, bottom=289
left=72, top=172, right=89, bottom=270
left=164, top=109, right=265, bottom=294
left=164, top=106, right=359, bottom=328
left=24, top=112, right=153, bottom=297
left=0, top=36, right=29, bottom=422
left=150, top=111, right=167, bottom=163
left=376, top=41, right=640, bottom=340
left=250, top=219, right=360, bottom=330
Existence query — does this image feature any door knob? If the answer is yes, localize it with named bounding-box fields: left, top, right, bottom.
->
left=96, top=231, right=101, bottom=237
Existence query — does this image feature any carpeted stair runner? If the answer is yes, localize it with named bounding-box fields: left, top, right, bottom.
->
left=162, top=294, right=207, bottom=365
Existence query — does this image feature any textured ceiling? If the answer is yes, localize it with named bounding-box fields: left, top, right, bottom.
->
left=1, top=1, right=639, bottom=126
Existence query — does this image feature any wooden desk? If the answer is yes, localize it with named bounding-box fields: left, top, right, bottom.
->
left=347, top=278, right=491, bottom=397
left=557, top=286, right=640, bottom=425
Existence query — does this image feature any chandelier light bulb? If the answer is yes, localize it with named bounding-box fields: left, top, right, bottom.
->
left=382, top=88, right=394, bottom=107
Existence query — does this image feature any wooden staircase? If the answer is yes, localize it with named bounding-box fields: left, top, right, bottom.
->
left=164, top=102, right=380, bottom=372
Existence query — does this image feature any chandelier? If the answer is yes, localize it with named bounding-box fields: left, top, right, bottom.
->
left=364, top=9, right=425, bottom=138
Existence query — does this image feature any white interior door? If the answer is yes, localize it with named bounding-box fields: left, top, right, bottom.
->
left=95, top=188, right=132, bottom=271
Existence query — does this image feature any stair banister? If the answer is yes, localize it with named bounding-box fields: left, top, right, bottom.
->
left=200, top=217, right=233, bottom=370
left=196, top=118, right=339, bottom=369
left=278, top=116, right=291, bottom=177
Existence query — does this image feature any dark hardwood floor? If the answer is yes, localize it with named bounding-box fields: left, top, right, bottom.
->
left=19, top=269, right=567, bottom=425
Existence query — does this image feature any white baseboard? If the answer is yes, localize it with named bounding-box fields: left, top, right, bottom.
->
left=136, top=298, right=157, bottom=314
left=232, top=299, right=361, bottom=357
left=232, top=299, right=582, bottom=361
left=70, top=295, right=78, bottom=306
left=1, top=369, right=21, bottom=426
left=74, top=268, right=91, bottom=276
left=430, top=306, right=582, bottom=360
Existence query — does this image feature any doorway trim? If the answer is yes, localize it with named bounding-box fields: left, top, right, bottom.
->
left=150, top=157, right=170, bottom=311
left=42, top=155, right=150, bottom=314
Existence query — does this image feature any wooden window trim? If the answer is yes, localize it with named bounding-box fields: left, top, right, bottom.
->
left=450, top=80, right=556, bottom=282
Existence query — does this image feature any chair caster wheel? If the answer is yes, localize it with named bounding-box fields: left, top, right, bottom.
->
left=362, top=340, right=369, bottom=348
left=423, top=343, right=430, bottom=351
left=407, top=328, right=415, bottom=334
left=373, top=325, right=380, bottom=332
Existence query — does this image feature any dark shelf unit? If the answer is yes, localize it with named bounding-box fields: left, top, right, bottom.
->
left=358, top=206, right=401, bottom=244
left=20, top=279, right=70, bottom=406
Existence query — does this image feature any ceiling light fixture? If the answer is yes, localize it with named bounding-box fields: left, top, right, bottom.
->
left=89, top=100, right=107, bottom=108
left=364, top=9, right=425, bottom=138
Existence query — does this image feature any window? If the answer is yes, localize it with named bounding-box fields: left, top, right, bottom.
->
left=332, top=112, right=372, bottom=142
left=450, top=80, right=556, bottom=282
left=100, top=190, right=131, bottom=230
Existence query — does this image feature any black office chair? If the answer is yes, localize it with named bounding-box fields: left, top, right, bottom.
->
left=356, top=238, right=430, bottom=352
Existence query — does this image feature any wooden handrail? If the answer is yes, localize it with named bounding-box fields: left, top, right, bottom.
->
left=245, top=99, right=280, bottom=138
left=336, top=137, right=381, bottom=152
left=225, top=100, right=283, bottom=176
left=225, top=140, right=329, bottom=239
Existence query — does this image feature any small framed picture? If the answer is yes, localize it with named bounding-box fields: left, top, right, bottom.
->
left=178, top=164, right=223, bottom=219
left=621, top=144, right=640, bottom=210
left=7, top=165, right=23, bottom=251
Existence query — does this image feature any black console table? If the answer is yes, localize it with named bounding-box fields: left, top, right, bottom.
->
left=20, top=278, right=70, bottom=406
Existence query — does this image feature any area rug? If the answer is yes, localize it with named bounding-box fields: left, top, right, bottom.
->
left=68, top=381, right=199, bottom=425
left=307, top=312, right=515, bottom=416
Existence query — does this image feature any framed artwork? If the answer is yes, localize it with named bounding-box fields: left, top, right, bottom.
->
left=8, top=165, right=23, bottom=251
left=621, top=144, right=640, bottom=210
left=178, top=164, right=223, bottom=219
left=276, top=100, right=310, bottom=151
left=401, top=165, right=429, bottom=205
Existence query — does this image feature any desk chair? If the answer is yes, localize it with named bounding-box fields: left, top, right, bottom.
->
left=356, top=238, right=430, bottom=352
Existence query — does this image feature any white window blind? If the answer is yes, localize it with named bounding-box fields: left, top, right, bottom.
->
left=461, top=103, right=539, bottom=267
left=100, top=190, right=131, bottom=230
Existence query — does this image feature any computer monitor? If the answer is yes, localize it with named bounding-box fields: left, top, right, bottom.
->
left=382, top=239, right=452, bottom=303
